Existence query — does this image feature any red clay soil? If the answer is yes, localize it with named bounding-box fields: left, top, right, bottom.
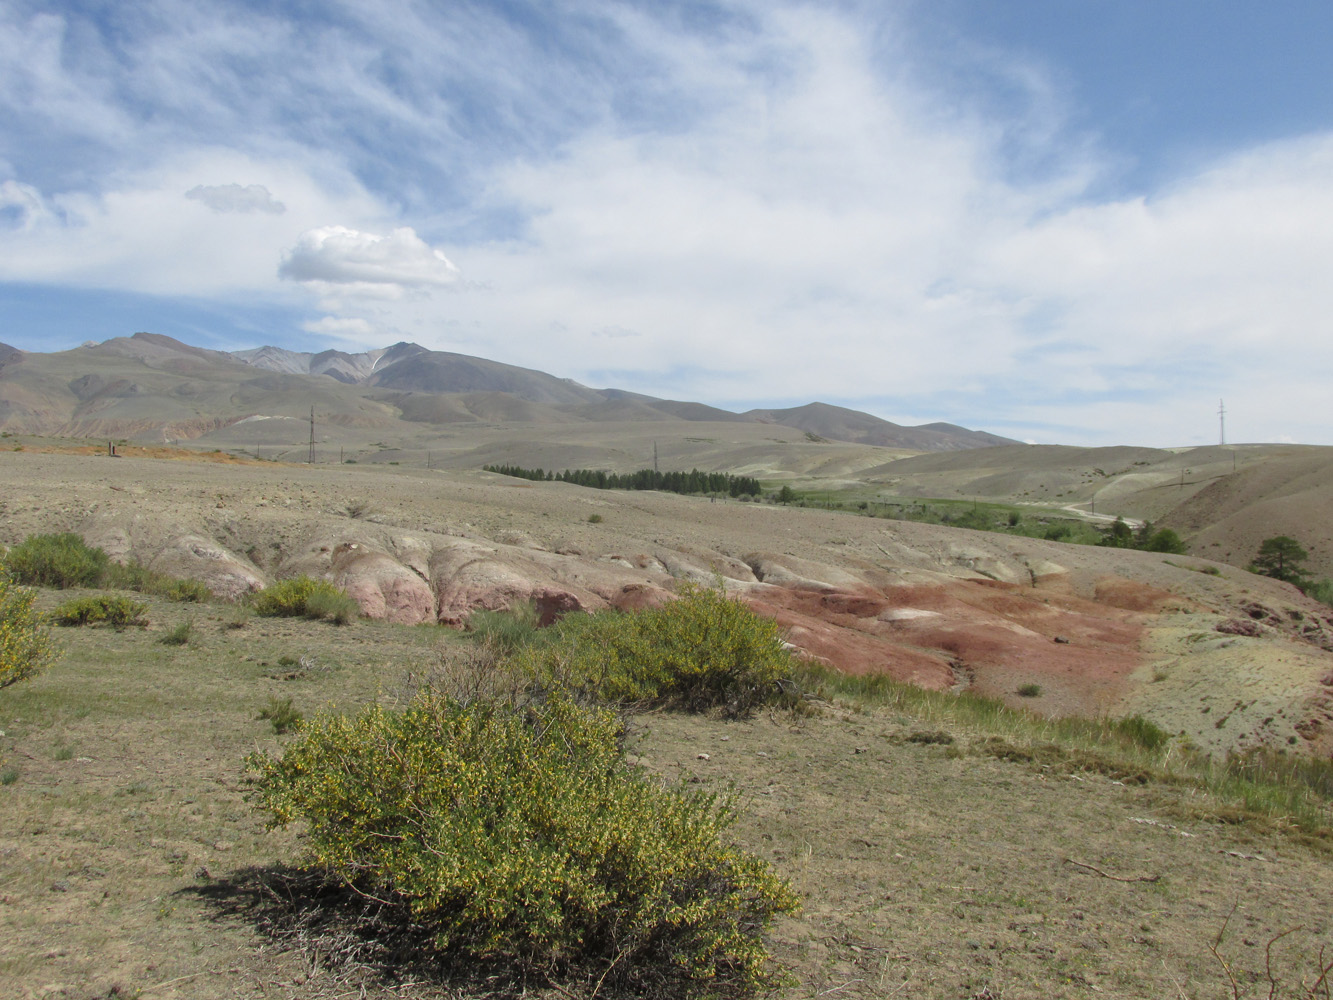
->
left=745, top=577, right=1151, bottom=717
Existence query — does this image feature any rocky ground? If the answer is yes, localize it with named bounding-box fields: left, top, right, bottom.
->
left=2, top=448, right=1332, bottom=757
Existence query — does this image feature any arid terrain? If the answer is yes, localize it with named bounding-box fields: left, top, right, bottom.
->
left=3, top=369, right=1333, bottom=998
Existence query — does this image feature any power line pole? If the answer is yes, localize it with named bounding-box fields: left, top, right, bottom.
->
left=308, top=406, right=315, bottom=464
left=1218, top=398, right=1226, bottom=446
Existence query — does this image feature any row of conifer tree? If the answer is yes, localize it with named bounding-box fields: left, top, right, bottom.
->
left=483, top=464, right=762, bottom=497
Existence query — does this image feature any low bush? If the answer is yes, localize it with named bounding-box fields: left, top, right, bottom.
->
left=247, top=693, right=797, bottom=994
left=515, top=583, right=796, bottom=715
left=1016, top=683, right=1042, bottom=698
left=253, top=577, right=358, bottom=623
left=159, top=621, right=193, bottom=646
left=0, top=572, right=56, bottom=688
left=5, top=533, right=108, bottom=589
left=53, top=595, right=148, bottom=630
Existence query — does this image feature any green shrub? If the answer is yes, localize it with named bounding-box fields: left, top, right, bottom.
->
left=1016, top=683, right=1042, bottom=698
left=587, top=513, right=603, bottom=524
left=0, top=573, right=56, bottom=688
left=246, top=693, right=797, bottom=993
left=5, top=533, right=108, bottom=589
left=515, top=583, right=795, bottom=715
left=53, top=595, right=148, bottom=630
left=253, top=576, right=358, bottom=623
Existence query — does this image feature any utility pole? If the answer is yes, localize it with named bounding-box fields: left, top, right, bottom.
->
left=308, top=406, right=315, bottom=464
left=653, top=442, right=659, bottom=474
left=1218, top=399, right=1226, bottom=446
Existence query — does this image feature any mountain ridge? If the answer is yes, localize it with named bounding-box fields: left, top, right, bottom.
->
left=0, top=332, right=1016, bottom=451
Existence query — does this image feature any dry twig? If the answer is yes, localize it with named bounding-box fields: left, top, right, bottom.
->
left=1063, top=858, right=1162, bottom=883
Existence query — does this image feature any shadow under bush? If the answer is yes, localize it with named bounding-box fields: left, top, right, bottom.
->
left=245, top=693, right=797, bottom=997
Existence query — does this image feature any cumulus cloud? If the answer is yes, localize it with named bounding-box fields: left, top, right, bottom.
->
left=185, top=183, right=285, bottom=214
left=278, top=226, right=461, bottom=296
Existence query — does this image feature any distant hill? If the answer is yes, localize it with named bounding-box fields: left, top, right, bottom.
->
left=0, top=332, right=1013, bottom=452
left=745, top=402, right=1015, bottom=451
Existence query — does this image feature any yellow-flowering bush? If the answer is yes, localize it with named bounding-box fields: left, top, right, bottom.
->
left=517, top=583, right=796, bottom=715
left=0, top=571, right=55, bottom=688
left=246, top=693, right=797, bottom=993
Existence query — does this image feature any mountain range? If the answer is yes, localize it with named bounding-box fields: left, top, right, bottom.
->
left=0, top=332, right=1012, bottom=452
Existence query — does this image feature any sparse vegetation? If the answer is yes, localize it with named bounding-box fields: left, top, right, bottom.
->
left=1016, top=682, right=1042, bottom=698
left=246, top=691, right=798, bottom=994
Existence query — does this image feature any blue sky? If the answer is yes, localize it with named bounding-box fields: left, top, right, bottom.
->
left=2, top=1, right=1332, bottom=447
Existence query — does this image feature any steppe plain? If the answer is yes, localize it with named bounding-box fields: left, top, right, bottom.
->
left=2, top=441, right=1333, bottom=1000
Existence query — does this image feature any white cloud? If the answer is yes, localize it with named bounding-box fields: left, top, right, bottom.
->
left=0, top=150, right=388, bottom=297
left=0, top=180, right=49, bottom=231
left=278, top=226, right=461, bottom=297
left=185, top=183, right=285, bottom=214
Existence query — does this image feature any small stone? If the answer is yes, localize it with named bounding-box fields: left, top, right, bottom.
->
left=697, top=753, right=711, bottom=760
left=1054, top=635, right=1070, bottom=644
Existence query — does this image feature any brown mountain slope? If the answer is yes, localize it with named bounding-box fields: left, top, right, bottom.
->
left=0, top=333, right=1008, bottom=453
left=746, top=401, right=1016, bottom=450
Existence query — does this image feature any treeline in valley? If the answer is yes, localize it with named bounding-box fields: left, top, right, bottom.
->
left=483, top=464, right=762, bottom=497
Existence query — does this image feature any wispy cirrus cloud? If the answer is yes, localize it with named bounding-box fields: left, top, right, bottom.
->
left=186, top=183, right=285, bottom=214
